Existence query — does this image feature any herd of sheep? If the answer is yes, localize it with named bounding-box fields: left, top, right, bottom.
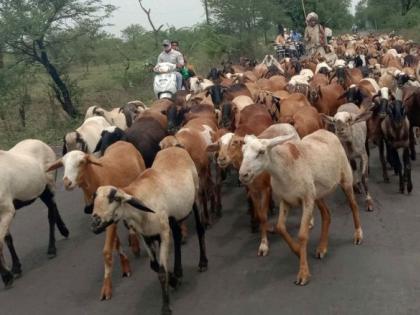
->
left=1, top=32, right=420, bottom=314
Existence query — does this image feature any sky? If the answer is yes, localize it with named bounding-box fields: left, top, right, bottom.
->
left=104, top=0, right=360, bottom=36
left=104, top=0, right=205, bottom=36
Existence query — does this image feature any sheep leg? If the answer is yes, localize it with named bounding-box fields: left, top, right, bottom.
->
left=256, top=189, right=270, bottom=257
left=40, top=188, right=68, bottom=258
left=248, top=191, right=259, bottom=234
left=315, top=199, right=331, bottom=259
left=143, top=236, right=159, bottom=273
left=0, top=251, right=13, bottom=289
left=0, top=208, right=14, bottom=288
left=360, top=154, right=374, bottom=211
left=193, top=203, right=208, bottom=272
left=199, top=177, right=211, bottom=228
left=206, top=166, right=217, bottom=215
left=409, top=126, right=416, bottom=161
left=4, top=233, right=21, bottom=277
left=168, top=217, right=183, bottom=289
left=295, top=198, right=313, bottom=286
left=114, top=232, right=131, bottom=277
left=100, top=224, right=119, bottom=300
left=340, top=179, right=363, bottom=245
left=403, top=147, right=413, bottom=193
left=42, top=186, right=69, bottom=238
left=158, top=229, right=172, bottom=315
left=215, top=165, right=223, bottom=216
left=379, top=138, right=389, bottom=182
left=393, top=148, right=404, bottom=193
left=127, top=229, right=141, bottom=257
left=276, top=201, right=300, bottom=256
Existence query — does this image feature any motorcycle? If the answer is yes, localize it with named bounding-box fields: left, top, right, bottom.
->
left=153, top=62, right=178, bottom=99
left=274, top=41, right=305, bottom=61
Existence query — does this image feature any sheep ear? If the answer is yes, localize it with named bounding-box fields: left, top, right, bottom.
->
left=46, top=159, right=63, bottom=172
left=352, top=110, right=373, bottom=124
left=206, top=142, right=220, bottom=152
left=266, top=134, right=295, bottom=150
left=125, top=198, right=155, bottom=213
left=320, top=114, right=335, bottom=125
left=86, top=155, right=102, bottom=166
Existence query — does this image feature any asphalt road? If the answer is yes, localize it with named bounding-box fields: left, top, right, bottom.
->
left=1, top=150, right=420, bottom=315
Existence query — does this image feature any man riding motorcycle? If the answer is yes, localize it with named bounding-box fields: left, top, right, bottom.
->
left=157, top=39, right=184, bottom=90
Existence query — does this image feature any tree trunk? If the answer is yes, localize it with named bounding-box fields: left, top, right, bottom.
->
left=0, top=45, right=4, bottom=69
left=35, top=40, right=77, bottom=118
left=203, top=0, right=210, bottom=25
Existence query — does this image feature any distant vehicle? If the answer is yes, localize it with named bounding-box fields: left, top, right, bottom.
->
left=153, top=62, right=177, bottom=99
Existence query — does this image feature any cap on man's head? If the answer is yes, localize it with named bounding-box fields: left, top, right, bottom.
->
left=162, top=39, right=171, bottom=47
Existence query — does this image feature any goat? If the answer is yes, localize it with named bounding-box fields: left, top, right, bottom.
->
left=47, top=141, right=146, bottom=300
left=239, top=129, right=363, bottom=285
left=381, top=93, right=413, bottom=193
left=95, top=115, right=167, bottom=168
left=63, top=116, right=110, bottom=155
left=85, top=105, right=134, bottom=130
left=0, top=140, right=69, bottom=288
left=322, top=103, right=374, bottom=211
left=119, top=101, right=147, bottom=126
left=208, top=124, right=297, bottom=256
left=160, top=116, right=219, bottom=227
left=90, top=147, right=208, bottom=315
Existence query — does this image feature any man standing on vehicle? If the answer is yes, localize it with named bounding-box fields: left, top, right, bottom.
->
left=157, top=39, right=184, bottom=90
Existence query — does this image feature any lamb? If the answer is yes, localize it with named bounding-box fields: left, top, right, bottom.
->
left=321, top=103, right=374, bottom=211
left=63, top=116, right=110, bottom=155
left=47, top=141, right=146, bottom=300
left=90, top=147, right=208, bottom=315
left=0, top=140, right=69, bottom=288
left=239, top=129, right=363, bottom=285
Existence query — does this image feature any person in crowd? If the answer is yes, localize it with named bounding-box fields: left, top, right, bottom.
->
left=275, top=24, right=286, bottom=45
left=304, top=12, right=326, bottom=57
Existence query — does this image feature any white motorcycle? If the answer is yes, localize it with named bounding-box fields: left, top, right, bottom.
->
left=153, top=62, right=178, bottom=99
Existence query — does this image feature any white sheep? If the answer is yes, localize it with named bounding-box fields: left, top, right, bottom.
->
left=85, top=105, right=130, bottom=130
left=239, top=129, right=363, bottom=285
left=63, top=116, right=110, bottom=155
left=0, top=139, right=69, bottom=288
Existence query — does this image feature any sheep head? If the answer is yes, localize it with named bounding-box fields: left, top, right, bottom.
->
left=91, top=186, right=154, bottom=235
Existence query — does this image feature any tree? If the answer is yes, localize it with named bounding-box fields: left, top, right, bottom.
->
left=202, top=0, right=211, bottom=25
left=0, top=0, right=114, bottom=118
left=137, top=0, right=163, bottom=48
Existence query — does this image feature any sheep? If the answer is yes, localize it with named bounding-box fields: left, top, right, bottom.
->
left=47, top=141, right=146, bottom=300
left=239, top=129, right=363, bottom=285
left=90, top=147, right=208, bottom=315
left=63, top=116, right=110, bottom=155
left=321, top=103, right=374, bottom=211
left=160, top=116, right=218, bottom=228
left=189, top=77, right=214, bottom=94
left=381, top=91, right=413, bottom=194
left=119, top=100, right=147, bottom=126
left=85, top=106, right=131, bottom=130
left=208, top=124, right=299, bottom=256
left=315, top=61, right=332, bottom=74
left=94, top=114, right=167, bottom=168
left=0, top=140, right=69, bottom=288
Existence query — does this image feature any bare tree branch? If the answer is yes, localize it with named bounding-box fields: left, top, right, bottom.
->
left=137, top=0, right=163, bottom=48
